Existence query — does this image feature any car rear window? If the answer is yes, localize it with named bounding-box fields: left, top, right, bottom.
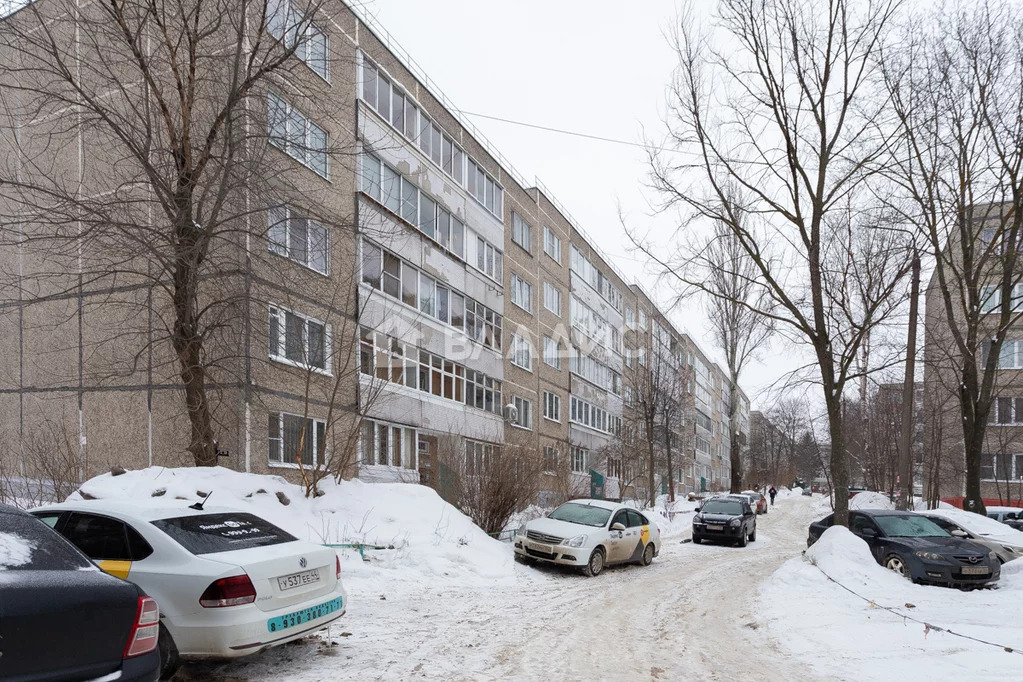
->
left=152, top=512, right=297, bottom=555
left=701, top=499, right=743, bottom=515
left=0, top=513, right=93, bottom=571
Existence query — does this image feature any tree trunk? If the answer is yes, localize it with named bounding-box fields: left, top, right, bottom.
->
left=730, top=427, right=742, bottom=493
left=666, top=431, right=676, bottom=503
left=825, top=392, right=850, bottom=526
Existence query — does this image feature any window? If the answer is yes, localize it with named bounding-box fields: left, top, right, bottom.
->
left=269, top=305, right=328, bottom=372
left=268, top=205, right=328, bottom=274
left=543, top=336, right=561, bottom=369
left=625, top=307, right=635, bottom=329
left=359, top=328, right=473, bottom=404
left=465, top=439, right=498, bottom=476
left=360, top=56, right=467, bottom=186
left=569, top=396, right=621, bottom=435
left=359, top=419, right=418, bottom=469
left=60, top=513, right=151, bottom=562
left=544, top=391, right=561, bottom=422
left=512, top=396, right=532, bottom=430
left=360, top=153, right=465, bottom=259
left=982, top=339, right=1023, bottom=369
left=571, top=446, right=588, bottom=473
left=544, top=226, right=561, bottom=263
left=466, top=370, right=503, bottom=414
left=570, top=347, right=621, bottom=395
left=607, top=457, right=622, bottom=479
left=543, top=282, right=562, bottom=316
left=465, top=298, right=503, bottom=351
left=466, top=230, right=503, bottom=282
left=512, top=212, right=532, bottom=253
left=266, top=1, right=328, bottom=79
left=570, top=245, right=622, bottom=311
left=980, top=283, right=1023, bottom=314
left=981, top=453, right=1023, bottom=481
left=543, top=446, right=559, bottom=474
left=639, top=310, right=649, bottom=331
left=268, top=411, right=327, bottom=467
left=511, top=273, right=532, bottom=313
left=510, top=333, right=532, bottom=370
left=467, top=158, right=504, bottom=218
left=994, top=397, right=1023, bottom=425
left=267, top=94, right=328, bottom=177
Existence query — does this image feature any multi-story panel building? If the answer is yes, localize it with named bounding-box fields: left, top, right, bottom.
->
left=0, top=0, right=749, bottom=504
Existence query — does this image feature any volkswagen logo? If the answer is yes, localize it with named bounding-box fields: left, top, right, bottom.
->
left=299, top=557, right=308, bottom=568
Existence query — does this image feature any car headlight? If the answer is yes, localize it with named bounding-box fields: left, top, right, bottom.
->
left=730, top=518, right=742, bottom=527
left=562, top=535, right=587, bottom=548
left=693, top=515, right=704, bottom=525
left=914, top=551, right=943, bottom=561
left=516, top=525, right=527, bottom=538
left=989, top=551, right=998, bottom=560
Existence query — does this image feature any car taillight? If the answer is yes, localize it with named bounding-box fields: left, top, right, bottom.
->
left=199, top=574, right=257, bottom=608
left=336, top=555, right=342, bottom=580
left=123, top=596, right=160, bottom=658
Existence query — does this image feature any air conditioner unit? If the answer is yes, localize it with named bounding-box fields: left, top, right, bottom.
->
left=504, top=403, right=518, bottom=423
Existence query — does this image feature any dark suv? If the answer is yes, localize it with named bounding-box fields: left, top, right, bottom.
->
left=692, top=496, right=757, bottom=546
left=807, top=510, right=1000, bottom=588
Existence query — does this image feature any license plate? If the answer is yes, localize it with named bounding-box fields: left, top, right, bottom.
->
left=708, top=525, right=724, bottom=531
left=961, top=566, right=990, bottom=575
left=267, top=596, right=343, bottom=634
left=531, top=543, right=553, bottom=554
left=277, top=569, right=320, bottom=592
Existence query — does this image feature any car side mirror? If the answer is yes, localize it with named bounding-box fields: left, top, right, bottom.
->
left=694, top=506, right=701, bottom=513
left=950, top=529, right=968, bottom=538
left=860, top=528, right=877, bottom=538
left=611, top=522, right=625, bottom=532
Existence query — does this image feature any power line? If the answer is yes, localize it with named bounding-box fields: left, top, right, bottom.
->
left=459, top=110, right=683, bottom=155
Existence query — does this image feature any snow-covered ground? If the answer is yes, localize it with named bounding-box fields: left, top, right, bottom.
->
left=761, top=526, right=1023, bottom=680
left=42, top=469, right=1023, bottom=680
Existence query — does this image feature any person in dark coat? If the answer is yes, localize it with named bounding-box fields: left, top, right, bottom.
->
left=769, top=486, right=777, bottom=505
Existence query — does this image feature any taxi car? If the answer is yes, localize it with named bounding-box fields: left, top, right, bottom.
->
left=32, top=501, right=346, bottom=680
left=514, top=499, right=661, bottom=577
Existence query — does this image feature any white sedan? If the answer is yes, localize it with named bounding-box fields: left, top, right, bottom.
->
left=514, top=499, right=661, bottom=577
left=31, top=500, right=346, bottom=679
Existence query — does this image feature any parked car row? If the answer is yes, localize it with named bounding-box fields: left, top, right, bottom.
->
left=2, top=500, right=347, bottom=680
left=808, top=509, right=1007, bottom=589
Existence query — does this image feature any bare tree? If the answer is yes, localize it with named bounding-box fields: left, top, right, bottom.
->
left=702, top=198, right=773, bottom=492
left=0, top=0, right=356, bottom=467
left=881, top=0, right=1023, bottom=514
left=634, top=0, right=908, bottom=525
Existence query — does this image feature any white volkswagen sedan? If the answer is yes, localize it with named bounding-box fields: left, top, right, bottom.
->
left=31, top=501, right=346, bottom=679
left=513, top=499, right=661, bottom=577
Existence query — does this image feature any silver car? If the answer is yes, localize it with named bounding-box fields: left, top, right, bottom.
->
left=514, top=499, right=661, bottom=577
left=921, top=512, right=1023, bottom=564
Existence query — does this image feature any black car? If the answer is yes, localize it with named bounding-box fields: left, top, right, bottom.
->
left=692, top=496, right=757, bottom=546
left=807, top=510, right=1000, bottom=588
left=0, top=503, right=161, bottom=682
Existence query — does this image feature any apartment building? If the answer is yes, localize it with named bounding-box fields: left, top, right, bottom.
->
left=0, top=0, right=749, bottom=503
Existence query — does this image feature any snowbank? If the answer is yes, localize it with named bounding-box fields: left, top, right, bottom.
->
left=922, top=507, right=1023, bottom=547
left=0, top=531, right=34, bottom=569
left=778, top=487, right=801, bottom=499
left=67, top=467, right=514, bottom=588
left=849, top=491, right=895, bottom=510
left=761, top=526, right=1023, bottom=679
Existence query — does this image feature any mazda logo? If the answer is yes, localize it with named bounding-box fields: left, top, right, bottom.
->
left=966, top=556, right=980, bottom=564
left=299, top=557, right=307, bottom=568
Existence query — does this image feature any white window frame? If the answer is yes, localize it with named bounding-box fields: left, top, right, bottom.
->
left=543, top=446, right=559, bottom=474
left=543, top=391, right=561, bottom=423
left=269, top=304, right=331, bottom=374
left=268, top=205, right=329, bottom=275
left=512, top=396, right=532, bottom=430
left=543, top=226, right=561, bottom=263
left=510, top=333, right=532, bottom=371
left=510, top=273, right=533, bottom=313
left=268, top=411, right=327, bottom=468
left=543, top=281, right=562, bottom=316
left=512, top=212, right=532, bottom=253
left=267, top=93, right=329, bottom=178
left=543, top=336, right=561, bottom=369
left=570, top=446, right=588, bottom=474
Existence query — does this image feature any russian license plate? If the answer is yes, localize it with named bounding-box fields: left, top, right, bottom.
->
left=277, top=569, right=320, bottom=592
left=708, top=525, right=724, bottom=531
left=961, top=566, right=990, bottom=575
left=531, top=543, right=554, bottom=554
left=267, top=596, right=343, bottom=633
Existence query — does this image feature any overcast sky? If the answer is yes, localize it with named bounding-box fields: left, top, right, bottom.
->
left=362, top=0, right=813, bottom=409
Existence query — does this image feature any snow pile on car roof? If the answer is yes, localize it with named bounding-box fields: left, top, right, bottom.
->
left=760, top=526, right=1023, bottom=678
left=849, top=491, right=895, bottom=510
left=67, top=466, right=514, bottom=587
left=0, top=531, right=34, bottom=569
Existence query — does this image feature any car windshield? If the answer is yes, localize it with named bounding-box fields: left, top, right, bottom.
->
left=874, top=515, right=949, bottom=538
left=152, top=512, right=297, bottom=555
left=548, top=503, right=613, bottom=527
left=701, top=499, right=744, bottom=515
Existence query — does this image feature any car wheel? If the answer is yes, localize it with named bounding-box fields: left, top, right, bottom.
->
left=641, top=542, right=655, bottom=566
left=158, top=624, right=181, bottom=681
left=749, top=525, right=757, bottom=542
left=514, top=553, right=533, bottom=565
left=582, top=547, right=605, bottom=577
left=884, top=553, right=910, bottom=579
left=692, top=534, right=702, bottom=544
left=738, top=530, right=748, bottom=547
